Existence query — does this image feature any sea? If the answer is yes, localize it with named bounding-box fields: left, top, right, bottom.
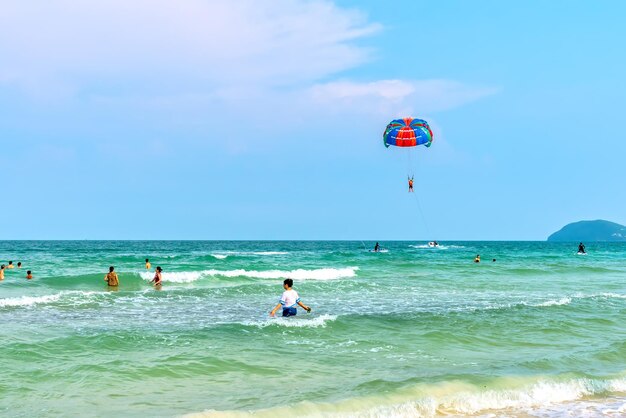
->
left=0, top=241, right=624, bottom=417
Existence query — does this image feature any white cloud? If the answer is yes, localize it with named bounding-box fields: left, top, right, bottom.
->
left=0, top=0, right=497, bottom=152
left=309, top=79, right=499, bottom=116
left=0, top=0, right=380, bottom=94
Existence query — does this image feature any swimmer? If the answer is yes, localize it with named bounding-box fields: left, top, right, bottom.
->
left=104, top=266, right=119, bottom=287
left=474, top=255, right=480, bottom=263
left=26, top=270, right=33, bottom=280
left=269, top=279, right=311, bottom=317
left=0, top=265, right=5, bottom=280
left=145, top=258, right=151, bottom=270
left=17, top=262, right=22, bottom=268
left=7, top=261, right=14, bottom=269
left=150, top=266, right=162, bottom=287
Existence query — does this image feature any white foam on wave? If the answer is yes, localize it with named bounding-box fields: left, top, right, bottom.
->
left=209, top=252, right=288, bottom=258
left=187, top=376, right=626, bottom=418
left=0, top=294, right=62, bottom=307
left=211, top=251, right=289, bottom=257
left=205, top=267, right=358, bottom=281
left=599, top=293, right=626, bottom=299
left=480, top=297, right=573, bottom=312
left=0, top=291, right=99, bottom=308
left=534, top=297, right=572, bottom=307
left=438, top=378, right=626, bottom=415
left=251, top=251, right=289, bottom=256
left=139, top=271, right=203, bottom=283
left=409, top=244, right=458, bottom=250
left=249, top=314, right=337, bottom=329
left=141, top=267, right=358, bottom=283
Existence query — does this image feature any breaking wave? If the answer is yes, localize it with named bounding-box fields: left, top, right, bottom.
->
left=139, top=267, right=358, bottom=283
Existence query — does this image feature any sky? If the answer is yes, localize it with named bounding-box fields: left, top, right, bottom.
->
left=1, top=0, right=625, bottom=240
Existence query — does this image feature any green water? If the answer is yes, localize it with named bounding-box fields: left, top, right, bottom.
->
left=1, top=241, right=625, bottom=417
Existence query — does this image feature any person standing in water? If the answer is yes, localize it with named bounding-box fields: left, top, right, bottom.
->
left=408, top=176, right=414, bottom=192
left=474, top=255, right=481, bottom=263
left=145, top=259, right=151, bottom=270
left=7, top=261, right=14, bottom=269
left=0, top=265, right=5, bottom=280
left=104, top=266, right=119, bottom=287
left=578, top=242, right=586, bottom=254
left=374, top=242, right=380, bottom=252
left=26, top=270, right=33, bottom=280
left=269, top=279, right=311, bottom=317
left=150, top=266, right=162, bottom=287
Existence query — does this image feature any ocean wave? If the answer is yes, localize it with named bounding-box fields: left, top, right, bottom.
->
left=210, top=254, right=229, bottom=260
left=475, top=297, right=573, bottom=312
left=139, top=267, right=358, bottom=283
left=532, top=297, right=572, bottom=307
left=187, top=376, right=626, bottom=417
left=409, top=244, right=462, bottom=250
left=0, top=294, right=62, bottom=307
left=210, top=251, right=289, bottom=257
left=250, top=251, right=289, bottom=256
left=477, top=292, right=626, bottom=311
left=599, top=293, right=626, bottom=299
left=0, top=291, right=98, bottom=308
left=245, top=314, right=337, bottom=329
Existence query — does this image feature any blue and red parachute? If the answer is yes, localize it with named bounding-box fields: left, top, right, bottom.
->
left=383, top=118, right=433, bottom=148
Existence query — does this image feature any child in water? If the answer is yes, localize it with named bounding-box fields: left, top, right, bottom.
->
left=145, top=258, right=151, bottom=270
left=26, top=270, right=33, bottom=280
left=270, top=279, right=311, bottom=317
left=474, top=255, right=480, bottom=263
left=0, top=265, right=5, bottom=280
left=104, top=266, right=119, bottom=287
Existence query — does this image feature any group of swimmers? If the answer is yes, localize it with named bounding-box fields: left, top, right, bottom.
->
left=0, top=258, right=162, bottom=286
left=0, top=256, right=311, bottom=317
left=104, top=259, right=163, bottom=287
left=104, top=261, right=313, bottom=317
left=0, top=261, right=33, bottom=280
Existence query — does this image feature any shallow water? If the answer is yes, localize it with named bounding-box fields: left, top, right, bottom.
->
left=1, top=241, right=624, bottom=417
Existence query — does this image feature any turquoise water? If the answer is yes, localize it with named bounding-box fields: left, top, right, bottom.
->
left=1, top=241, right=625, bottom=417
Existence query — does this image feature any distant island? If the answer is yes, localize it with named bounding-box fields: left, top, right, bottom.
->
left=548, top=220, right=626, bottom=242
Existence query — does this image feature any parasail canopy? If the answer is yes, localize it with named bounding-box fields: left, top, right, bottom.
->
left=383, top=117, right=433, bottom=148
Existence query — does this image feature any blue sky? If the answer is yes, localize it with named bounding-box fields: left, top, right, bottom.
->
left=1, top=0, right=625, bottom=240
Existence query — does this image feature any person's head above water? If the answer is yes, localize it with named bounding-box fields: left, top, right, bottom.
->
left=283, top=278, right=294, bottom=289
left=156, top=266, right=162, bottom=272
left=109, top=266, right=115, bottom=273
left=146, top=258, right=149, bottom=262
